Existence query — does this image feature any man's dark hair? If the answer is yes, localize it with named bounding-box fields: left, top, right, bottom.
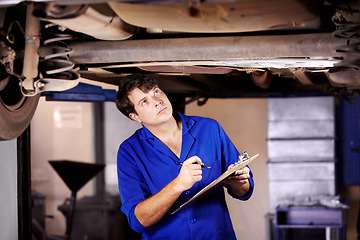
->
left=115, top=74, right=158, bottom=118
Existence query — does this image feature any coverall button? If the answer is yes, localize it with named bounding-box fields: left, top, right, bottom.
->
left=190, top=218, right=197, bottom=223
left=185, top=190, right=190, bottom=195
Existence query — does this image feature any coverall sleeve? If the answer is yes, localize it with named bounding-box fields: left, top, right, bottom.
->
left=216, top=121, right=255, bottom=200
left=117, top=142, right=148, bottom=233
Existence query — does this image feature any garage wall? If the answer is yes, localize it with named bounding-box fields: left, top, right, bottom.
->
left=0, top=139, right=18, bottom=240
left=186, top=98, right=269, bottom=240
left=103, top=102, right=141, bottom=194
left=31, top=97, right=95, bottom=235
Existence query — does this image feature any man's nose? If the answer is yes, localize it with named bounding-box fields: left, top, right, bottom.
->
left=155, top=98, right=162, bottom=107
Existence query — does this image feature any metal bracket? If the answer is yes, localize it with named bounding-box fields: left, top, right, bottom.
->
left=291, top=68, right=314, bottom=85
left=19, top=73, right=80, bottom=97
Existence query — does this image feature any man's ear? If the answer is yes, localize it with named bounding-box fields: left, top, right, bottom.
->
left=129, top=113, right=142, bottom=123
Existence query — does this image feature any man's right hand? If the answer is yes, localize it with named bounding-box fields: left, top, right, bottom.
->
left=134, top=156, right=203, bottom=228
left=175, top=156, right=203, bottom=191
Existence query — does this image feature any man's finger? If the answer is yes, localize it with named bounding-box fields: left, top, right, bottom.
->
left=185, top=156, right=202, bottom=165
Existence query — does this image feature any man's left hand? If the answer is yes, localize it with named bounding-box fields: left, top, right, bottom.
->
left=224, top=164, right=250, bottom=190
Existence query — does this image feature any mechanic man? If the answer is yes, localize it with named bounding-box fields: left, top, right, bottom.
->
left=115, top=74, right=254, bottom=239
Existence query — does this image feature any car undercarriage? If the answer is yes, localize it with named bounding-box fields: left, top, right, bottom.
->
left=0, top=0, right=359, bottom=139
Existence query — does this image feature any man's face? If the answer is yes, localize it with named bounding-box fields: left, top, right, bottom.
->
left=128, top=86, right=173, bottom=127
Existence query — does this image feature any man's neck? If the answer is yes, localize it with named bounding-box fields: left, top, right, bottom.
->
left=145, top=115, right=182, bottom=141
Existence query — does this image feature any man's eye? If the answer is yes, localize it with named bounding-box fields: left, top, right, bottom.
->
left=154, top=89, right=160, bottom=95
left=141, top=100, right=148, bottom=106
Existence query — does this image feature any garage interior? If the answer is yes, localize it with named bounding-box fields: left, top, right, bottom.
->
left=0, top=1, right=360, bottom=240
left=1, top=94, right=359, bottom=240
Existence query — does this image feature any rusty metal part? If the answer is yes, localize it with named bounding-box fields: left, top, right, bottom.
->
left=326, top=68, right=360, bottom=85
left=250, top=70, right=272, bottom=89
left=21, top=3, right=40, bottom=94
left=138, top=65, right=233, bottom=74
left=36, top=32, right=79, bottom=94
left=109, top=0, right=319, bottom=33
left=21, top=5, right=79, bottom=96
left=33, top=3, right=88, bottom=19
left=326, top=10, right=360, bottom=86
left=0, top=41, right=15, bottom=91
left=292, top=68, right=313, bottom=85
left=39, top=4, right=135, bottom=40
left=6, top=20, right=25, bottom=44
left=68, top=33, right=349, bottom=64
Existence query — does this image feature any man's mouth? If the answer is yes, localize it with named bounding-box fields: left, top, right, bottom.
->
left=158, top=107, right=167, bottom=115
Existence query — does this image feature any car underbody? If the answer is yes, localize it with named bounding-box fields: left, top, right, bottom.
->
left=0, top=0, right=360, bottom=139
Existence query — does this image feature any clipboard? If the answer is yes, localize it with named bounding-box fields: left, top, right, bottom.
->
left=171, top=153, right=259, bottom=215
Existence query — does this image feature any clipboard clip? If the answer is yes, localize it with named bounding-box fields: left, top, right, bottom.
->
left=235, top=150, right=250, bottom=165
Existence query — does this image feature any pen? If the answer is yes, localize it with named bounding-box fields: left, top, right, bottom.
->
left=199, top=164, right=211, bottom=169
left=176, top=162, right=211, bottom=168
